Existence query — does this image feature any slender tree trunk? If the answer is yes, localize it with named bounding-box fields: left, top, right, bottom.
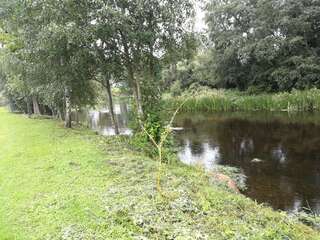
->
left=105, top=76, right=120, bottom=135
left=48, top=105, right=55, bottom=117
left=32, top=96, right=41, bottom=115
left=64, top=86, right=72, bottom=128
left=60, top=55, right=71, bottom=127
left=135, top=76, right=143, bottom=117
left=120, top=32, right=144, bottom=119
left=51, top=107, right=56, bottom=118
left=8, top=97, right=15, bottom=112
left=171, top=63, right=177, bottom=84
left=26, top=97, right=32, bottom=118
left=127, top=65, right=144, bottom=119
left=57, top=108, right=63, bottom=121
left=75, top=108, right=80, bottom=125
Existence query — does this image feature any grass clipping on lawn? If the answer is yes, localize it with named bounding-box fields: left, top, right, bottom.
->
left=0, top=107, right=318, bottom=239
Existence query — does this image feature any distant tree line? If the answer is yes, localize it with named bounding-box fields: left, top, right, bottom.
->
left=164, top=0, right=320, bottom=94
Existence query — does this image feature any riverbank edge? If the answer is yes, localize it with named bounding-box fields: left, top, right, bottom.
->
left=0, top=107, right=319, bottom=239
left=165, top=89, right=320, bottom=112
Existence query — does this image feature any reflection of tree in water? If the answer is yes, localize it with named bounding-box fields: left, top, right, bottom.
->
left=190, top=140, right=204, bottom=156
left=176, top=114, right=320, bottom=213
left=216, top=119, right=320, bottom=213
left=117, top=102, right=129, bottom=126
left=74, top=102, right=132, bottom=136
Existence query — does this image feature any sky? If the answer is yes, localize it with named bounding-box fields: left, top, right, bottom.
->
left=194, top=1, right=207, bottom=32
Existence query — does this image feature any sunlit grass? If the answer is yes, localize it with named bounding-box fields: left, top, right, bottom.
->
left=0, top=108, right=318, bottom=239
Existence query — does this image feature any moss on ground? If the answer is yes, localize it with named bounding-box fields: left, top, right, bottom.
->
left=0, top=107, right=319, bottom=239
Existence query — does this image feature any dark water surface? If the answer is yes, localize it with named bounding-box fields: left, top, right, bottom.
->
left=75, top=106, right=320, bottom=213
left=175, top=112, right=320, bottom=214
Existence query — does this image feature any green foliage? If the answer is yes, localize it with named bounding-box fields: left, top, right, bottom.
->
left=130, top=109, right=176, bottom=163
left=293, top=211, right=320, bottom=231
left=143, top=112, right=163, bottom=144
left=204, top=0, right=320, bottom=91
left=91, top=0, right=194, bottom=120
left=1, top=0, right=194, bottom=128
left=0, top=0, right=98, bottom=116
left=163, top=53, right=217, bottom=92
left=170, top=80, right=183, bottom=97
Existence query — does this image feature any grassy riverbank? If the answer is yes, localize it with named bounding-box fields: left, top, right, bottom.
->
left=0, top=107, right=319, bottom=239
left=167, top=89, right=320, bottom=112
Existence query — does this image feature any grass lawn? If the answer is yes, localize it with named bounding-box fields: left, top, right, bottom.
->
left=0, top=107, right=319, bottom=239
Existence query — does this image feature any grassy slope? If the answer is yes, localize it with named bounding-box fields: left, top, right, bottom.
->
left=0, top=107, right=319, bottom=239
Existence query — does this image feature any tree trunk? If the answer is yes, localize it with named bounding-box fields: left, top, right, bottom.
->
left=64, top=86, right=72, bottom=128
left=105, top=76, right=120, bottom=135
left=171, top=63, right=177, bottom=84
left=57, top=108, right=63, bottom=121
left=32, top=96, right=41, bottom=115
left=127, top=66, right=144, bottom=119
left=26, top=97, right=32, bottom=118
left=8, top=97, right=15, bottom=112
left=135, top=77, right=144, bottom=117
left=51, top=107, right=57, bottom=118
left=120, top=32, right=144, bottom=119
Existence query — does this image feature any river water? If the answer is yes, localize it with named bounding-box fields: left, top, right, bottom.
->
left=74, top=103, right=132, bottom=136
left=75, top=104, right=320, bottom=214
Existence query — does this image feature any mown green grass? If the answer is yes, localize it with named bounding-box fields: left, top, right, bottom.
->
left=0, top=107, right=319, bottom=239
left=167, top=89, right=320, bottom=113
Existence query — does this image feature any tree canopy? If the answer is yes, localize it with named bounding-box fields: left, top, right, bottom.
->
left=205, top=0, right=320, bottom=92
left=162, top=0, right=320, bottom=94
left=0, top=0, right=194, bottom=126
left=2, top=0, right=320, bottom=122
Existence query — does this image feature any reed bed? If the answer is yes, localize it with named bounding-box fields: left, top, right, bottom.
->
left=167, top=89, right=320, bottom=112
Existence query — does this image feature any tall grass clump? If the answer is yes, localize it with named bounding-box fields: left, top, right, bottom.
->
left=167, top=89, right=320, bottom=112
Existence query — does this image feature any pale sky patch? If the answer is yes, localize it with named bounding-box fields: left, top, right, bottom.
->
left=194, top=0, right=207, bottom=32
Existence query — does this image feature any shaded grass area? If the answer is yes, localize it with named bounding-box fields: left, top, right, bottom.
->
left=0, top=107, right=319, bottom=239
left=167, top=89, right=320, bottom=112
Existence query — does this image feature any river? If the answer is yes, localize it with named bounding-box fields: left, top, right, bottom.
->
left=74, top=103, right=320, bottom=214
